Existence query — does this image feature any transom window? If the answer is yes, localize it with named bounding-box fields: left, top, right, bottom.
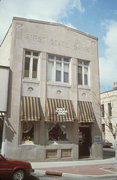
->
left=78, top=60, right=89, bottom=86
left=24, top=50, right=39, bottom=79
left=47, top=55, right=70, bottom=83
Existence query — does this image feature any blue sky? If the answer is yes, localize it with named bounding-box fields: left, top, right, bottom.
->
left=0, top=0, right=117, bottom=92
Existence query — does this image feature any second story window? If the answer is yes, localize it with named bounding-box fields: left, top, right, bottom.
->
left=78, top=60, right=89, bottom=86
left=101, top=104, right=105, bottom=117
left=24, top=50, right=39, bottom=79
left=108, top=103, right=112, bottom=116
left=48, top=55, right=70, bottom=83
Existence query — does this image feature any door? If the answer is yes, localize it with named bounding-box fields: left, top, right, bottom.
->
left=79, top=126, right=92, bottom=158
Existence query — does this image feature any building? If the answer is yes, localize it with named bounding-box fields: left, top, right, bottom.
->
left=101, top=82, right=117, bottom=146
left=0, top=17, right=102, bottom=161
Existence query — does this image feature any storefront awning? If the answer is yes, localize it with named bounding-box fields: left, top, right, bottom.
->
left=78, top=101, right=96, bottom=123
left=46, top=98, right=76, bottom=122
left=20, top=96, right=41, bottom=121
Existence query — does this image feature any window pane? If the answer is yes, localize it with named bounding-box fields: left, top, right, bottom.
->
left=78, top=66, right=82, bottom=85
left=63, top=58, right=69, bottom=62
left=33, top=52, right=39, bottom=56
left=48, top=61, right=54, bottom=81
left=56, top=56, right=62, bottom=61
left=101, top=104, right=104, bottom=117
left=56, top=63, right=61, bottom=81
left=48, top=55, right=54, bottom=60
left=32, top=59, right=38, bottom=78
left=24, top=57, right=30, bottom=77
left=49, top=124, right=67, bottom=141
left=64, top=64, right=69, bottom=83
left=108, top=103, right=112, bottom=116
left=25, top=51, right=31, bottom=55
left=22, top=122, right=34, bottom=144
left=84, top=61, right=89, bottom=66
left=84, top=67, right=88, bottom=85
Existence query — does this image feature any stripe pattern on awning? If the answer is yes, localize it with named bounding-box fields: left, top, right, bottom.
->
left=78, top=101, right=96, bottom=123
left=46, top=98, right=76, bottom=122
left=20, top=96, right=41, bottom=121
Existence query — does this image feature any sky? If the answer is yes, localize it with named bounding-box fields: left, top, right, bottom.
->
left=0, top=0, right=117, bottom=92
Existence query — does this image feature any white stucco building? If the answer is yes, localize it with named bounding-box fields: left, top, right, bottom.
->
left=101, top=82, right=117, bottom=146
left=0, top=17, right=102, bottom=161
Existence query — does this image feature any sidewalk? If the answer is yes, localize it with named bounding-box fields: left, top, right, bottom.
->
left=31, top=157, right=117, bottom=178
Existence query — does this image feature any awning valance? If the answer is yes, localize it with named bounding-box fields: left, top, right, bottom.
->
left=46, top=98, right=76, bottom=122
left=20, top=96, right=41, bottom=121
left=78, top=101, right=96, bottom=123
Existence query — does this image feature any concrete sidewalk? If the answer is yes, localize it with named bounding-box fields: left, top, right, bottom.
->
left=31, top=158, right=117, bottom=178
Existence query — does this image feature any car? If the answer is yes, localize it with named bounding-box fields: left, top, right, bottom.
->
left=103, top=140, right=113, bottom=148
left=0, top=154, right=34, bottom=180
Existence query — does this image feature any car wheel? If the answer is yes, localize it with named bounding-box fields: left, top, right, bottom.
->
left=12, top=169, right=25, bottom=180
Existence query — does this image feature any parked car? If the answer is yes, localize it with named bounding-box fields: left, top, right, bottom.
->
left=103, top=140, right=113, bottom=148
left=0, top=154, right=34, bottom=180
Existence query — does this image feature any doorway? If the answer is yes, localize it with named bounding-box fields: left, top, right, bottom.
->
left=79, top=126, right=92, bottom=158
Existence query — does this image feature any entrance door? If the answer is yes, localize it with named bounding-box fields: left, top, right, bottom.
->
left=79, top=126, right=92, bottom=158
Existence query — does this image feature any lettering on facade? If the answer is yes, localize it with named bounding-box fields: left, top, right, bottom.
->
left=56, top=107, right=67, bottom=116
left=24, top=33, right=91, bottom=52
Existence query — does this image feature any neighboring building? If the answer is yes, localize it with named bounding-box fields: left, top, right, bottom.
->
left=101, top=82, right=117, bottom=146
left=0, top=66, right=9, bottom=152
left=0, top=17, right=102, bottom=161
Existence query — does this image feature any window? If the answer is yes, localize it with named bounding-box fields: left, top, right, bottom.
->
left=48, top=124, right=67, bottom=141
left=24, top=50, right=39, bottom=79
left=109, top=123, right=112, bottom=130
left=78, top=60, right=89, bottom=85
left=47, top=55, right=70, bottom=83
left=101, top=104, right=105, bottom=117
left=21, top=122, right=35, bottom=145
left=102, top=124, right=105, bottom=133
left=108, top=103, right=112, bottom=116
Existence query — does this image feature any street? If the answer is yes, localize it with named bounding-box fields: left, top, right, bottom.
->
left=27, top=174, right=117, bottom=180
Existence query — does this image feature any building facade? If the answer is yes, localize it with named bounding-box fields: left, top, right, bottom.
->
left=0, top=17, right=102, bottom=161
left=101, top=82, right=117, bottom=146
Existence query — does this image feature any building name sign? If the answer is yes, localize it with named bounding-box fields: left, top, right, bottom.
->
left=24, top=33, right=92, bottom=52
left=56, top=108, right=67, bottom=116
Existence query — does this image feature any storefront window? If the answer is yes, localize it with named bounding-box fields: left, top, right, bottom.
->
left=21, top=122, right=34, bottom=145
left=48, top=123, right=67, bottom=141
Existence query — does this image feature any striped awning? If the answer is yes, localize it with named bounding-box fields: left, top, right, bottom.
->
left=20, top=96, right=41, bottom=121
left=46, top=98, right=76, bottom=122
left=78, top=101, right=96, bottom=123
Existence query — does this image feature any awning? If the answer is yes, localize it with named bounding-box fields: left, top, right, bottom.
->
left=77, top=101, right=96, bottom=123
left=20, top=96, right=41, bottom=121
left=46, top=98, right=76, bottom=122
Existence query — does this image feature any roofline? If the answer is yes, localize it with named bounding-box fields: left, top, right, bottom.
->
left=13, top=17, right=98, bottom=40
left=0, top=24, right=12, bottom=46
left=100, top=89, right=117, bottom=94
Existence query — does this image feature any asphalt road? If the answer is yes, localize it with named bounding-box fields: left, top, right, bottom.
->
left=28, top=174, right=117, bottom=180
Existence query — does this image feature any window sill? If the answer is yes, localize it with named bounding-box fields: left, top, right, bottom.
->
left=78, top=85, right=91, bottom=90
left=47, top=81, right=71, bottom=88
left=22, top=78, right=40, bottom=84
